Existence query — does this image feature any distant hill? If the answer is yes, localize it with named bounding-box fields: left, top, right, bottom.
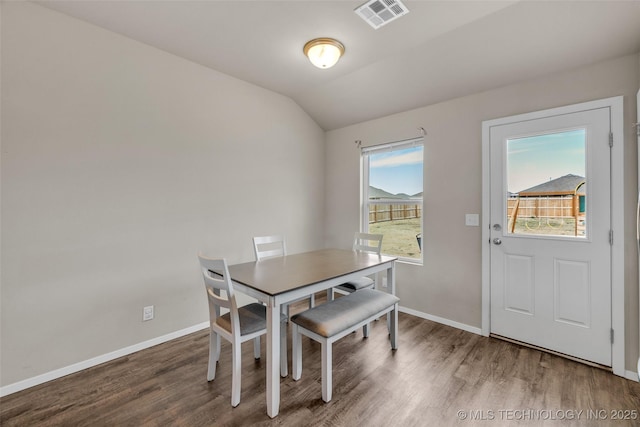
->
left=369, top=186, right=422, bottom=199
left=369, top=186, right=397, bottom=199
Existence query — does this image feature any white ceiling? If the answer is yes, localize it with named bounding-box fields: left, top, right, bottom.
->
left=37, top=0, right=640, bottom=130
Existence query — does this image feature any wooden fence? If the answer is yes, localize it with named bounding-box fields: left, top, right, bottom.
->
left=507, top=195, right=585, bottom=236
left=368, top=203, right=422, bottom=224
left=507, top=196, right=580, bottom=218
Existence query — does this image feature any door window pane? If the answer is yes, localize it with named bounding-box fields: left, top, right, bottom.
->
left=506, top=129, right=586, bottom=238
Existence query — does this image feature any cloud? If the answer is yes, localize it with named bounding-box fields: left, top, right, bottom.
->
left=371, top=151, right=423, bottom=168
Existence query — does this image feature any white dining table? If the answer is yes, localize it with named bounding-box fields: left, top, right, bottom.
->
left=227, top=248, right=397, bottom=418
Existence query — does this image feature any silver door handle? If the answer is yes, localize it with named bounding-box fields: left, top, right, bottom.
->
left=493, top=238, right=502, bottom=245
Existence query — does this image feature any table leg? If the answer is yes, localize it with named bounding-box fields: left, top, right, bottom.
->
left=387, top=261, right=396, bottom=295
left=266, top=299, right=280, bottom=418
left=386, top=262, right=397, bottom=332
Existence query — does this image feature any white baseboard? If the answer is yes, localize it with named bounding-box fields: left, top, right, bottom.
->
left=625, top=370, right=640, bottom=382
left=399, top=305, right=483, bottom=335
left=2, top=308, right=480, bottom=397
left=0, top=321, right=209, bottom=397
left=3, top=311, right=637, bottom=397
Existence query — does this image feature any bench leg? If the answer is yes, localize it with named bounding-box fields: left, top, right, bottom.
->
left=321, top=340, right=332, bottom=402
left=363, top=322, right=370, bottom=338
left=292, top=324, right=302, bottom=381
left=390, top=304, right=398, bottom=350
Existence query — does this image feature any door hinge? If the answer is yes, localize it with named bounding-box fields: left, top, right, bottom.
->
left=609, top=229, right=614, bottom=245
left=609, top=132, right=613, bottom=147
left=611, top=328, right=614, bottom=344
left=634, top=122, right=640, bottom=137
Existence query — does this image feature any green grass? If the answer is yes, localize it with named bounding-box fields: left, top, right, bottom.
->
left=369, top=218, right=422, bottom=259
left=511, top=217, right=583, bottom=236
left=369, top=216, right=582, bottom=259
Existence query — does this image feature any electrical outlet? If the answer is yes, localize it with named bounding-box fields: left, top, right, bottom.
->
left=143, top=305, right=154, bottom=321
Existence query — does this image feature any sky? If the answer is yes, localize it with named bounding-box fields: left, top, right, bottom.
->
left=369, top=146, right=423, bottom=196
left=507, top=129, right=586, bottom=193
left=368, top=130, right=584, bottom=196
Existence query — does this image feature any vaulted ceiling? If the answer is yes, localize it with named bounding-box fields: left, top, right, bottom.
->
left=37, top=1, right=640, bottom=130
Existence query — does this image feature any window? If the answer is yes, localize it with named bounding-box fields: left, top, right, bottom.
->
left=362, top=138, right=424, bottom=263
left=506, top=129, right=587, bottom=238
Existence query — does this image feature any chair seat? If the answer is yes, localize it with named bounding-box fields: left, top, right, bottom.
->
left=335, top=276, right=374, bottom=292
left=216, top=303, right=286, bottom=336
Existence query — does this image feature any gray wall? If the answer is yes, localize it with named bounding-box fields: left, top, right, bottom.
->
left=0, top=2, right=325, bottom=386
left=325, top=54, right=640, bottom=372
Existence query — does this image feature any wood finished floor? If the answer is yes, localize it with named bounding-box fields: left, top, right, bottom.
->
left=2, top=300, right=639, bottom=427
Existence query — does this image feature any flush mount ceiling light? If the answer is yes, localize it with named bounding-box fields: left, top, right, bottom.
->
left=355, top=0, right=409, bottom=30
left=303, top=38, right=345, bottom=69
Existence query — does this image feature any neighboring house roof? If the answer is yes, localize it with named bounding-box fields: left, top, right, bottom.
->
left=518, top=174, right=586, bottom=196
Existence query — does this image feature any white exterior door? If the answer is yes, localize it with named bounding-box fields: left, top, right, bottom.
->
left=488, top=106, right=612, bottom=366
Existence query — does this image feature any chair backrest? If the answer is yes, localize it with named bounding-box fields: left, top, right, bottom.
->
left=253, top=235, right=287, bottom=261
left=198, top=254, right=240, bottom=333
left=353, top=232, right=383, bottom=254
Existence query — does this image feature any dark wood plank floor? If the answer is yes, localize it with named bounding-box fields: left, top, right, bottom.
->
left=2, top=300, right=639, bottom=426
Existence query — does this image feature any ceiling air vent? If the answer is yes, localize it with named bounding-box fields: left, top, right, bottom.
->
left=355, top=0, right=410, bottom=30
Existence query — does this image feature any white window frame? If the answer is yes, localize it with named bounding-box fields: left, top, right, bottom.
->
left=361, top=137, right=424, bottom=264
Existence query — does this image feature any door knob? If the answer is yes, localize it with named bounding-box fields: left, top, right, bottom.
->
left=493, top=238, right=502, bottom=245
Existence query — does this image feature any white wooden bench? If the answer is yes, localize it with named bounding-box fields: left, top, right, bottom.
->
left=290, top=288, right=399, bottom=402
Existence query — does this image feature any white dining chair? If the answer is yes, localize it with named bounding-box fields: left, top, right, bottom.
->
left=198, top=253, right=287, bottom=407
left=252, top=235, right=315, bottom=319
left=328, top=232, right=383, bottom=300
left=327, top=232, right=383, bottom=335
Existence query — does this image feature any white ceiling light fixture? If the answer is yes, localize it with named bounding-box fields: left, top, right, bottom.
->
left=355, top=0, right=410, bottom=30
left=303, top=38, right=345, bottom=69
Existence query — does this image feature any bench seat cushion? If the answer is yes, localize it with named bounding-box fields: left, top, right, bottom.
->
left=291, top=289, right=399, bottom=338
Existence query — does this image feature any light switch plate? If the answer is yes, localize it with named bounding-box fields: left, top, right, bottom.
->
left=465, top=214, right=480, bottom=226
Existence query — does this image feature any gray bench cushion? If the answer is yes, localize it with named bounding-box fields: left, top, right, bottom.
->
left=291, top=289, right=399, bottom=338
